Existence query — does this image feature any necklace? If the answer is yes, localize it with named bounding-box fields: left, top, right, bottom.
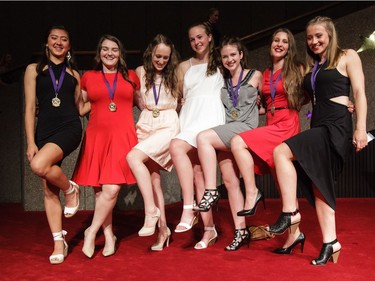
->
left=48, top=64, right=66, bottom=107
left=310, top=60, right=326, bottom=105
left=101, top=69, right=119, bottom=112
left=152, top=77, right=163, bottom=118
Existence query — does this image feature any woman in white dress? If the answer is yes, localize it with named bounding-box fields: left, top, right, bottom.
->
left=169, top=22, right=225, bottom=249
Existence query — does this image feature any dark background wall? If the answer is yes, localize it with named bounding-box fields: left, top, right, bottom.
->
left=1, top=1, right=374, bottom=209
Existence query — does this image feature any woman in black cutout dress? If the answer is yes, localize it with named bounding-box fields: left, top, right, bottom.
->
left=24, top=25, right=83, bottom=264
left=268, top=16, right=368, bottom=265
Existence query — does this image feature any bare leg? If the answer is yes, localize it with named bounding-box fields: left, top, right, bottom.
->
left=83, top=184, right=121, bottom=257
left=169, top=139, right=196, bottom=231
left=230, top=135, right=259, bottom=210
left=313, top=187, right=341, bottom=252
left=30, top=143, right=78, bottom=209
left=127, top=149, right=158, bottom=217
left=43, top=179, right=65, bottom=257
left=218, top=152, right=246, bottom=230
left=193, top=158, right=216, bottom=249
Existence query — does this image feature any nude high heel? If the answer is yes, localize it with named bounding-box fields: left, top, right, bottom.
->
left=64, top=180, right=80, bottom=218
left=102, top=235, right=117, bottom=257
left=82, top=228, right=95, bottom=258
left=138, top=207, right=161, bottom=237
left=151, top=227, right=171, bottom=251
left=49, top=230, right=68, bottom=265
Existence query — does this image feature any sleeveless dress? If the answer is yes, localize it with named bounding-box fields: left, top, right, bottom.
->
left=239, top=68, right=301, bottom=174
left=285, top=61, right=352, bottom=209
left=72, top=70, right=140, bottom=187
left=211, top=69, right=259, bottom=148
left=35, top=61, right=82, bottom=160
left=133, top=67, right=179, bottom=172
left=173, top=60, right=225, bottom=147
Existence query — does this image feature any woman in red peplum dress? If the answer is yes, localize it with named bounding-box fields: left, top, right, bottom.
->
left=72, top=34, right=140, bottom=258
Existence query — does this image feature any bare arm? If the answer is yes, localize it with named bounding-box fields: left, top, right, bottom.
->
left=345, top=49, right=368, bottom=151
left=24, top=64, right=38, bottom=162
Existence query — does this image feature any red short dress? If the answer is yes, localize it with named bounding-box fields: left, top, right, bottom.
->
left=72, top=70, right=140, bottom=187
left=239, top=68, right=301, bottom=174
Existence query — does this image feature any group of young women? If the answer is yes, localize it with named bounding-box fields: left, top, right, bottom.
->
left=24, top=16, right=368, bottom=266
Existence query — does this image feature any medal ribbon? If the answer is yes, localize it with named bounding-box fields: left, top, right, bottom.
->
left=310, top=60, right=326, bottom=92
left=101, top=69, right=118, bottom=101
left=48, top=64, right=66, bottom=95
left=152, top=78, right=163, bottom=106
left=228, top=69, right=244, bottom=107
left=270, top=68, right=282, bottom=103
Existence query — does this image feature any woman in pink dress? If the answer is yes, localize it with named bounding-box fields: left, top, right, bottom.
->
left=127, top=34, right=180, bottom=251
left=72, top=34, right=140, bottom=258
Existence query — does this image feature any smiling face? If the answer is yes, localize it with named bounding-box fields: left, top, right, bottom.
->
left=152, top=43, right=171, bottom=73
left=270, top=31, right=289, bottom=60
left=100, top=39, right=120, bottom=71
left=306, top=23, right=330, bottom=58
left=47, top=29, right=70, bottom=61
left=188, top=26, right=212, bottom=56
left=220, top=44, right=243, bottom=74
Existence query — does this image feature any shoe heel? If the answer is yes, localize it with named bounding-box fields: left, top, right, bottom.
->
left=331, top=250, right=340, bottom=263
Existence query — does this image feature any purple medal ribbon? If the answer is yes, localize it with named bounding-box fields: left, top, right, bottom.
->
left=310, top=60, right=326, bottom=102
left=152, top=79, right=163, bottom=106
left=228, top=69, right=244, bottom=107
left=270, top=68, right=282, bottom=103
left=48, top=64, right=66, bottom=95
left=101, top=69, right=118, bottom=101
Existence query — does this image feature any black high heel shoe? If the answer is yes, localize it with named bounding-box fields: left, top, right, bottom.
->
left=193, top=189, right=220, bottom=212
left=311, top=239, right=341, bottom=266
left=225, top=228, right=250, bottom=251
left=237, top=190, right=265, bottom=216
left=267, top=209, right=300, bottom=235
left=273, top=232, right=305, bottom=254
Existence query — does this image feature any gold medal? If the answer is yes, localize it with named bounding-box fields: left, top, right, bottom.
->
left=271, top=104, right=275, bottom=116
left=152, top=108, right=160, bottom=118
left=231, top=110, right=239, bottom=120
left=52, top=96, right=61, bottom=107
left=108, top=102, right=117, bottom=112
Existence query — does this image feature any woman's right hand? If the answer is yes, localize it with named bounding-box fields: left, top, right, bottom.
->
left=26, top=143, right=38, bottom=163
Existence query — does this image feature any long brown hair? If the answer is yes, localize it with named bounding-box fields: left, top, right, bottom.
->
left=270, top=28, right=305, bottom=110
left=142, top=34, right=180, bottom=99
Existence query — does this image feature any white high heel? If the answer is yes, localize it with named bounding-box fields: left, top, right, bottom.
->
left=49, top=230, right=68, bottom=264
left=64, top=180, right=80, bottom=218
left=174, top=204, right=199, bottom=233
left=194, top=226, right=218, bottom=250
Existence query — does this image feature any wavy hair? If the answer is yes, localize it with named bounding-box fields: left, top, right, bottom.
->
left=188, top=22, right=220, bottom=76
left=142, top=34, right=180, bottom=99
left=219, top=36, right=251, bottom=80
left=270, top=28, right=305, bottom=110
left=36, top=25, right=78, bottom=74
left=304, top=16, right=344, bottom=73
left=93, top=34, right=137, bottom=89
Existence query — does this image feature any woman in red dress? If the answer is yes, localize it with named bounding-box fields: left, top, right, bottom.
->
left=72, top=35, right=140, bottom=258
left=230, top=28, right=306, bottom=254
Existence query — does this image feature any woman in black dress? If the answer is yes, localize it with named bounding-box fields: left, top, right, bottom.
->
left=267, top=16, right=368, bottom=265
left=24, top=25, right=83, bottom=264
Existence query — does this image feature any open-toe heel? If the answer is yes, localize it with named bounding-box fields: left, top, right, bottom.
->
left=237, top=189, right=265, bottom=216
left=175, top=205, right=199, bottom=233
left=311, top=239, right=341, bottom=266
left=49, top=230, right=68, bottom=264
left=267, top=209, right=300, bottom=235
left=64, top=180, right=80, bottom=218
left=225, top=228, right=250, bottom=251
left=193, top=189, right=220, bottom=212
left=194, top=226, right=218, bottom=250
left=151, top=227, right=171, bottom=251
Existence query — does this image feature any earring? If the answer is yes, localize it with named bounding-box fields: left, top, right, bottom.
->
left=66, top=51, right=71, bottom=61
